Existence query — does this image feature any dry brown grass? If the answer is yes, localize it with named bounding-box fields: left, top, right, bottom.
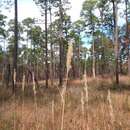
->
left=0, top=76, right=130, bottom=130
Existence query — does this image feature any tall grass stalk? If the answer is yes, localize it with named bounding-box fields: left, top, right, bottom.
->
left=83, top=51, right=89, bottom=130
left=21, top=74, right=25, bottom=130
left=83, top=74, right=88, bottom=104
left=13, top=69, right=16, bottom=130
left=100, top=94, right=106, bottom=130
left=32, top=72, right=38, bottom=130
left=60, top=41, right=73, bottom=130
left=83, top=74, right=89, bottom=130
left=107, top=90, right=115, bottom=129
left=81, top=91, right=85, bottom=130
left=51, top=100, right=55, bottom=130
left=61, top=89, right=65, bottom=130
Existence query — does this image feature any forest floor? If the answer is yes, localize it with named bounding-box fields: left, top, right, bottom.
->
left=0, top=76, right=130, bottom=130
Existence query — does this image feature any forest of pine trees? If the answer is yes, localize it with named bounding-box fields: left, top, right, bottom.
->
left=0, top=0, right=130, bottom=129
left=0, top=0, right=130, bottom=86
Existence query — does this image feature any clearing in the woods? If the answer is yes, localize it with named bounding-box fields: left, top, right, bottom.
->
left=0, top=76, right=130, bottom=130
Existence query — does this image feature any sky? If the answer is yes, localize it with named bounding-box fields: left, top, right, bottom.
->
left=2, top=0, right=125, bottom=26
left=1, top=0, right=125, bottom=49
left=2, top=0, right=85, bottom=22
left=0, top=0, right=86, bottom=49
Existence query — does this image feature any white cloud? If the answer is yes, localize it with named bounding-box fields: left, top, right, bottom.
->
left=68, top=0, right=85, bottom=22
left=2, top=0, right=84, bottom=22
left=2, top=0, right=42, bottom=21
left=18, top=1, right=41, bottom=21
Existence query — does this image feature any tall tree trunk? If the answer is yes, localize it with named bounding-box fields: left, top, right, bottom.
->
left=90, top=10, right=96, bottom=78
left=128, top=55, right=130, bottom=75
left=120, top=53, right=123, bottom=74
left=13, top=0, right=18, bottom=92
left=92, top=32, right=96, bottom=78
left=26, top=34, right=29, bottom=64
left=45, top=0, right=49, bottom=87
left=78, top=39, right=81, bottom=78
left=49, top=7, right=54, bottom=86
left=125, top=0, right=130, bottom=75
left=112, top=0, right=119, bottom=85
left=99, top=8, right=105, bottom=75
left=125, top=0, right=129, bottom=38
left=59, top=0, right=64, bottom=86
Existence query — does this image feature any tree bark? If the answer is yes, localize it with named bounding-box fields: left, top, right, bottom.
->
left=92, top=32, right=96, bottom=78
left=13, top=0, right=18, bottom=92
left=59, top=0, right=64, bottom=86
left=125, top=0, right=130, bottom=75
left=49, top=7, right=54, bottom=86
left=45, top=0, right=49, bottom=87
left=78, top=39, right=81, bottom=78
left=112, top=0, right=119, bottom=85
left=99, top=8, right=105, bottom=75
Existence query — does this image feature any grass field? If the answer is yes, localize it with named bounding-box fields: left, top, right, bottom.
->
left=0, top=76, right=130, bottom=130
